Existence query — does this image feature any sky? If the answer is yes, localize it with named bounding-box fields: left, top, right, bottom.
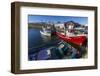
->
left=28, top=15, right=88, bottom=25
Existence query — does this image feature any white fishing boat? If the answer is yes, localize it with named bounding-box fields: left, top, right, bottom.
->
left=40, top=30, right=51, bottom=36
left=40, top=26, right=51, bottom=36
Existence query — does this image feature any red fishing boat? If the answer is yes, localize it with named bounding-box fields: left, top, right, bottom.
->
left=56, top=32, right=87, bottom=46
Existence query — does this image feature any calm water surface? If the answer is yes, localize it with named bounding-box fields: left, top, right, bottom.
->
left=28, top=28, right=60, bottom=54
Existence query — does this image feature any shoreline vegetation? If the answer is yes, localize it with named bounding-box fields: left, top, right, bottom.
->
left=28, top=23, right=45, bottom=29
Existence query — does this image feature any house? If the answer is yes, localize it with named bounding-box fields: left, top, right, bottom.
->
left=64, top=21, right=76, bottom=29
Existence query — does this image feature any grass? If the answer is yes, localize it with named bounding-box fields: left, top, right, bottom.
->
left=28, top=23, right=42, bottom=29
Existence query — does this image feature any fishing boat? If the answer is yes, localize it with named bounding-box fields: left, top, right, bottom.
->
left=56, top=32, right=87, bottom=46
left=40, top=26, right=51, bottom=36
left=55, top=21, right=87, bottom=46
left=40, top=30, right=51, bottom=36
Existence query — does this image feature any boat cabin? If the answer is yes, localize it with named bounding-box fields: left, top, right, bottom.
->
left=54, top=23, right=65, bottom=35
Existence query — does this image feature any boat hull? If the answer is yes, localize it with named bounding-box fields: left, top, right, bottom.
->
left=40, top=31, right=51, bottom=36
left=56, top=32, right=87, bottom=46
